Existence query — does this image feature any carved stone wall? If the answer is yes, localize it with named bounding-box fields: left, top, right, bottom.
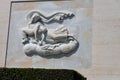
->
left=1, top=0, right=120, bottom=80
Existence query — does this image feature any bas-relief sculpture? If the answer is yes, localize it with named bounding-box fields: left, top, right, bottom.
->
left=21, top=10, right=79, bottom=56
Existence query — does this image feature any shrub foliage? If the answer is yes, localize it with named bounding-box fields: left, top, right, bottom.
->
left=0, top=68, right=86, bottom=80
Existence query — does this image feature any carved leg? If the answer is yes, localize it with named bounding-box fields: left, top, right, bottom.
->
left=38, top=33, right=45, bottom=46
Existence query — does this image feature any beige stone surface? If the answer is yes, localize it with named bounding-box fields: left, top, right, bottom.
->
left=0, top=0, right=120, bottom=80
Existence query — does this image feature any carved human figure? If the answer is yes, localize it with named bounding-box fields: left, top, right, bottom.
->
left=21, top=13, right=47, bottom=45
left=22, top=11, right=74, bottom=45
left=21, top=11, right=78, bottom=56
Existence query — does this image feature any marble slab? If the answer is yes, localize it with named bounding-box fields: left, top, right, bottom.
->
left=6, top=0, right=92, bottom=69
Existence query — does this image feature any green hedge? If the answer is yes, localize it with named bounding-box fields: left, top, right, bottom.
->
left=0, top=68, right=86, bottom=80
